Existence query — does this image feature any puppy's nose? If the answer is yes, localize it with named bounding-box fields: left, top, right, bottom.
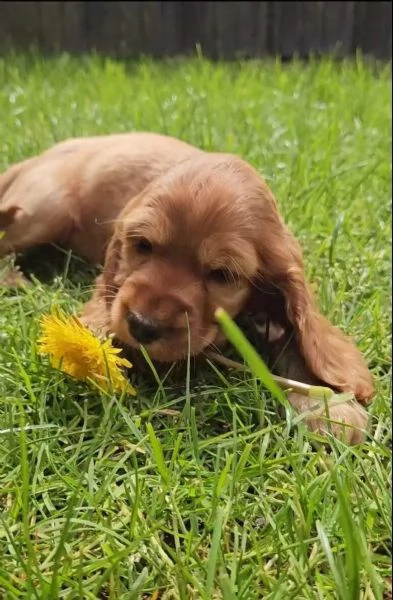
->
left=127, top=311, right=163, bottom=344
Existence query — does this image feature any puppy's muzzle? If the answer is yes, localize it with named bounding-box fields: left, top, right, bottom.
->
left=127, top=311, right=163, bottom=344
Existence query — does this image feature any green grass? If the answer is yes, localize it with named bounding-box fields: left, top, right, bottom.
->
left=0, top=52, right=391, bottom=599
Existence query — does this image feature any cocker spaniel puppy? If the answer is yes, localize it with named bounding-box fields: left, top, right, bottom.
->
left=80, top=151, right=373, bottom=444
left=0, top=133, right=374, bottom=444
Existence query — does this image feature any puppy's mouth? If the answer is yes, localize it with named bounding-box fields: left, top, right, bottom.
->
left=120, top=312, right=219, bottom=362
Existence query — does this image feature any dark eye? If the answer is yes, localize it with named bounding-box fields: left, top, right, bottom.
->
left=207, top=268, right=231, bottom=285
left=134, top=237, right=152, bottom=254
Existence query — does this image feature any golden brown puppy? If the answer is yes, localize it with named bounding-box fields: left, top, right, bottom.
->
left=0, top=133, right=373, bottom=444
left=80, top=151, right=373, bottom=444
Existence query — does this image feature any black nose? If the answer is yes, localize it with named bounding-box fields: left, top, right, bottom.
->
left=127, top=312, right=163, bottom=344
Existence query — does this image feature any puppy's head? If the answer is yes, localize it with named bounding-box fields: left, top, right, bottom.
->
left=102, top=153, right=264, bottom=362
left=97, top=151, right=373, bottom=404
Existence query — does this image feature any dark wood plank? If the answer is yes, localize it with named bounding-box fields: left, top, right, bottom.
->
left=0, top=2, right=13, bottom=52
left=321, top=1, right=355, bottom=56
left=270, top=2, right=303, bottom=59
left=0, top=1, right=41, bottom=51
left=253, top=2, right=269, bottom=57
left=186, top=2, right=219, bottom=59
left=353, top=1, right=392, bottom=59
left=111, top=2, right=145, bottom=57
left=214, top=2, right=269, bottom=59
left=297, top=1, right=325, bottom=56
left=39, top=1, right=63, bottom=53
left=62, top=1, right=87, bottom=53
left=181, top=2, right=268, bottom=60
left=180, top=1, right=200, bottom=56
left=84, top=1, right=122, bottom=55
left=138, top=1, right=183, bottom=57
left=159, top=1, right=184, bottom=56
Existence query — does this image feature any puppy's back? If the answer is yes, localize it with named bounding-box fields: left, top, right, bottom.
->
left=0, top=132, right=203, bottom=263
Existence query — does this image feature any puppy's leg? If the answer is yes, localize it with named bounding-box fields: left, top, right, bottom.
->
left=268, top=326, right=370, bottom=444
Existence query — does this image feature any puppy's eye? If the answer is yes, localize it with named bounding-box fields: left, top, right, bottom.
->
left=207, top=268, right=232, bottom=285
left=134, top=237, right=152, bottom=254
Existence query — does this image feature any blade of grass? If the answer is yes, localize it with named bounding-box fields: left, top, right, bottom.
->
left=146, top=422, right=170, bottom=486
left=214, top=307, right=286, bottom=402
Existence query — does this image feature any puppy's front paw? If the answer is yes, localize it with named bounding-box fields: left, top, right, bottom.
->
left=307, top=399, right=369, bottom=445
left=289, top=393, right=370, bottom=445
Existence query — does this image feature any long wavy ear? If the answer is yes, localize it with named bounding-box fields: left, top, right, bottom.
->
left=249, top=202, right=374, bottom=405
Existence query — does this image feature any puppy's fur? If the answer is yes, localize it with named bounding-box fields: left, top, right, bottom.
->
left=0, top=132, right=374, bottom=444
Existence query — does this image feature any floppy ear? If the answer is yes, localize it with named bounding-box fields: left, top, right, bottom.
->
left=0, top=205, right=24, bottom=228
left=250, top=207, right=374, bottom=405
left=0, top=205, right=26, bottom=258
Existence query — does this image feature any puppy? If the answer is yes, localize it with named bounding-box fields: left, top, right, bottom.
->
left=0, top=133, right=373, bottom=444
left=80, top=151, right=373, bottom=444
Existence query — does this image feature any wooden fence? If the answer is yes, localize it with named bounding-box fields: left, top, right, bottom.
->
left=0, top=1, right=391, bottom=60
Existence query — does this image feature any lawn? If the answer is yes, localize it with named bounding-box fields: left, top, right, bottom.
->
left=0, top=53, right=391, bottom=599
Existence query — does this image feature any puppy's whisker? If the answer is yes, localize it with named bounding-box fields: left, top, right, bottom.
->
left=80, top=291, right=118, bottom=305
left=193, top=334, right=220, bottom=350
left=82, top=282, right=118, bottom=293
left=223, top=255, right=252, bottom=285
left=85, top=285, right=117, bottom=294
left=93, top=216, right=128, bottom=227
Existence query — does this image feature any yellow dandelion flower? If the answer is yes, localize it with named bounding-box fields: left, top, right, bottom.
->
left=37, top=309, right=136, bottom=395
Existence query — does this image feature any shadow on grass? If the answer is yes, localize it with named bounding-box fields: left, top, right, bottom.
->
left=14, top=244, right=101, bottom=286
